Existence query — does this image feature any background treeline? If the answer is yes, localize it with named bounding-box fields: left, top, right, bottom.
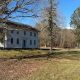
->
left=36, top=21, right=76, bottom=48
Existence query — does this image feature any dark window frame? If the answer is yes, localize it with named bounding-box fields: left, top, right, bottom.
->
left=34, top=33, right=36, bottom=37
left=11, top=38, right=13, bottom=44
left=24, top=31, right=26, bottom=35
left=17, top=38, right=19, bottom=44
left=17, top=31, right=19, bottom=34
left=30, top=40, right=32, bottom=45
left=30, top=32, right=32, bottom=36
left=34, top=40, right=36, bottom=45
left=11, top=30, right=14, bottom=34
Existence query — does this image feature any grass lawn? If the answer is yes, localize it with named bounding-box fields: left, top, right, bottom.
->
left=26, top=59, right=80, bottom=80
left=0, top=49, right=80, bottom=80
left=0, top=50, right=48, bottom=58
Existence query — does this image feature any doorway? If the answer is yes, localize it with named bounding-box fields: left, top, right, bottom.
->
left=22, top=40, right=26, bottom=48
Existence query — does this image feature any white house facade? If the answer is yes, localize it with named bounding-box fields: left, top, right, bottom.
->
left=0, top=21, right=39, bottom=49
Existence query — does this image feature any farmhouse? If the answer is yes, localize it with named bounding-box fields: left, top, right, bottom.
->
left=0, top=21, right=39, bottom=49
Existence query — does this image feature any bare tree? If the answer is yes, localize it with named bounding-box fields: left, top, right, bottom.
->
left=59, top=29, right=76, bottom=48
left=36, top=19, right=61, bottom=49
left=0, top=0, right=40, bottom=23
left=36, top=0, right=59, bottom=51
left=45, top=0, right=58, bottom=52
left=36, top=21, right=50, bottom=48
left=71, top=7, right=80, bottom=47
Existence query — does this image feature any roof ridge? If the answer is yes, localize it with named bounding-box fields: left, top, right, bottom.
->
left=6, top=20, right=39, bottom=32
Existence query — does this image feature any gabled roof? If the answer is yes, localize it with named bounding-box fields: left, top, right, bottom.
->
left=5, top=21, right=39, bottom=32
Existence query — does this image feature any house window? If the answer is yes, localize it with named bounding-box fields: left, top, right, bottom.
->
left=11, top=30, right=14, bottom=34
left=17, top=31, right=19, bottom=34
left=30, top=40, right=32, bottom=45
left=17, top=38, right=19, bottom=44
left=34, top=33, right=36, bottom=37
left=34, top=40, right=36, bottom=45
left=24, top=31, right=26, bottom=35
left=11, top=38, right=13, bottom=44
left=30, top=32, right=32, bottom=36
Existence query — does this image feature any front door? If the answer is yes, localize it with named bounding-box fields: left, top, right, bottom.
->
left=22, top=40, right=26, bottom=48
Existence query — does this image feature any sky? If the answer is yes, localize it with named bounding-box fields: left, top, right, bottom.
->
left=11, top=0, right=80, bottom=28
left=59, top=0, right=80, bottom=28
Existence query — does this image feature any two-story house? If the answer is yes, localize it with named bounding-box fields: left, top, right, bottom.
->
left=0, top=21, right=39, bottom=49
